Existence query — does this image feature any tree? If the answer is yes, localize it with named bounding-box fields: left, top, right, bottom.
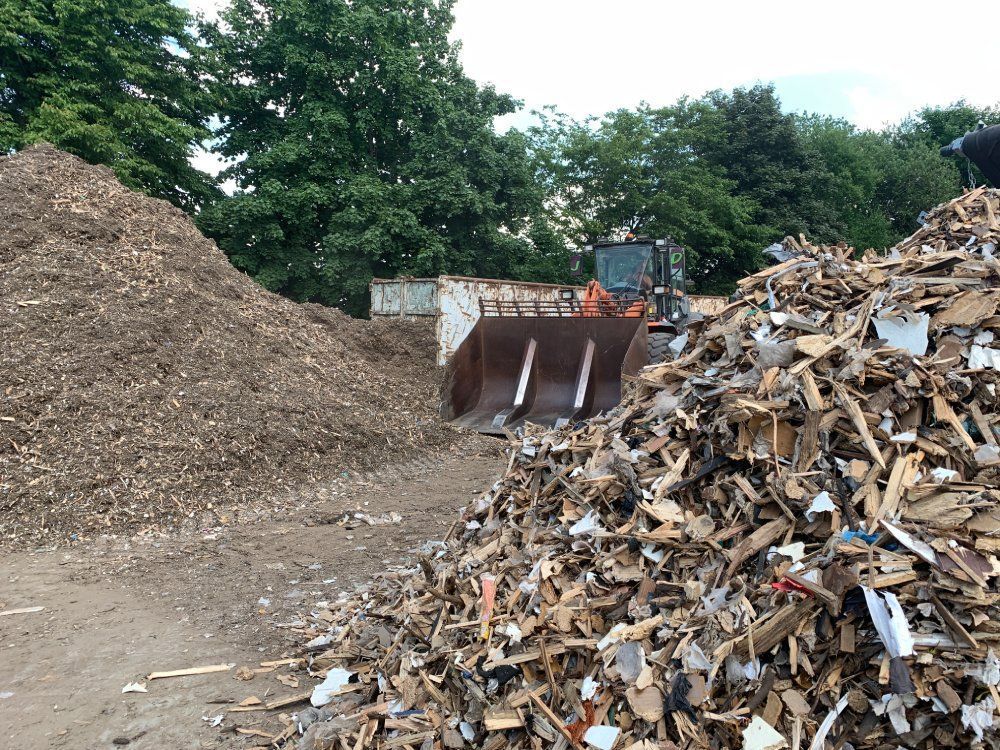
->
left=796, top=116, right=895, bottom=250
left=703, top=85, right=846, bottom=245
left=0, top=0, right=216, bottom=210
left=873, top=137, right=959, bottom=238
left=891, top=102, right=1000, bottom=196
left=529, top=103, right=762, bottom=293
left=199, top=0, right=560, bottom=316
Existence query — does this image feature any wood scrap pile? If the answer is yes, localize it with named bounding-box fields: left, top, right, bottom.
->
left=271, top=189, right=1000, bottom=749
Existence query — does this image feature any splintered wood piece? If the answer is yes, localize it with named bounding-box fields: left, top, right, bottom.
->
left=932, top=393, right=977, bottom=451
left=931, top=595, right=979, bottom=649
left=732, top=601, right=820, bottom=659
left=798, top=369, right=824, bottom=411
left=835, top=385, right=885, bottom=467
left=873, top=451, right=923, bottom=524
left=264, top=691, right=312, bottom=710
left=147, top=664, right=235, bottom=680
left=0, top=606, right=45, bottom=617
left=971, top=402, right=998, bottom=447
left=484, top=710, right=525, bottom=731
left=840, top=623, right=856, bottom=653
left=782, top=572, right=840, bottom=615
left=725, top=518, right=790, bottom=579
left=528, top=690, right=585, bottom=750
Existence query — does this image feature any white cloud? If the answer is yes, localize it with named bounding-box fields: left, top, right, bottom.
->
left=190, top=146, right=225, bottom=176
left=176, top=0, right=999, bottom=160
left=451, top=0, right=1000, bottom=128
left=176, top=0, right=224, bottom=22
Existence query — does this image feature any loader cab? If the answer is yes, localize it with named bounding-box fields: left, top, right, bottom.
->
left=594, top=241, right=655, bottom=296
left=590, top=237, right=689, bottom=332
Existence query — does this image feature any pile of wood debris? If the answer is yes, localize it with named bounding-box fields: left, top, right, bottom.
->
left=247, top=189, right=1000, bottom=749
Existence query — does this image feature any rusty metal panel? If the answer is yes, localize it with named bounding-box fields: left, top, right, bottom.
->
left=369, top=278, right=438, bottom=318
left=688, top=294, right=728, bottom=317
left=402, top=281, right=437, bottom=315
left=435, top=277, right=583, bottom=366
left=370, top=279, right=402, bottom=316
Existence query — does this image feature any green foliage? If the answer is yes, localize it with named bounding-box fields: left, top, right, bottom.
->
left=703, top=85, right=840, bottom=244
left=530, top=88, right=999, bottom=296
left=891, top=101, right=1000, bottom=194
left=795, top=116, right=896, bottom=249
left=0, top=0, right=217, bottom=210
left=528, top=103, right=762, bottom=293
left=198, top=0, right=568, bottom=316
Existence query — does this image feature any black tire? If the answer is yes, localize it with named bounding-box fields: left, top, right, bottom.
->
left=648, top=332, right=674, bottom=363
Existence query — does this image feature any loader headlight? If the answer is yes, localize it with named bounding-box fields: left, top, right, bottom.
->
left=559, top=289, right=575, bottom=300
left=653, top=285, right=667, bottom=295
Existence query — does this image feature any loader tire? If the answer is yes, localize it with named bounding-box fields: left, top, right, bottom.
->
left=647, top=332, right=674, bottom=363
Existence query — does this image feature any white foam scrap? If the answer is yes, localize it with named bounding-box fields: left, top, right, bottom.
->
left=741, top=715, right=788, bottom=750
left=967, top=649, right=1000, bottom=687
left=862, top=587, right=914, bottom=658
left=569, top=510, right=602, bottom=536
left=682, top=642, right=712, bottom=672
left=962, top=697, right=997, bottom=742
left=977, top=445, right=1000, bottom=464
left=596, top=623, right=627, bottom=651
left=640, top=543, right=664, bottom=563
left=873, top=311, right=929, bottom=356
left=771, top=542, right=806, bottom=562
left=805, top=491, right=835, bottom=521
left=870, top=694, right=912, bottom=734
left=497, top=622, right=522, bottom=644
left=583, top=725, right=620, bottom=750
left=930, top=467, right=958, bottom=483
left=969, top=345, right=1000, bottom=370
left=668, top=332, right=689, bottom=357
left=310, top=667, right=352, bottom=707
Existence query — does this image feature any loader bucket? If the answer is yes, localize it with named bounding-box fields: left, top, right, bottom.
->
left=443, top=316, right=648, bottom=434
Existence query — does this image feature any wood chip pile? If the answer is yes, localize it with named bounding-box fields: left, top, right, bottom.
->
left=267, top=189, right=1000, bottom=750
left=0, top=145, right=465, bottom=546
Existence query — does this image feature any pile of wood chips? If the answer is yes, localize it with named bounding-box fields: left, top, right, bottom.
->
left=264, top=189, right=1000, bottom=750
left=0, top=145, right=466, bottom=545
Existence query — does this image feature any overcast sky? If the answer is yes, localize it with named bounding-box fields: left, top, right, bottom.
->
left=451, top=0, right=999, bottom=130
left=181, top=0, right=1000, bottom=174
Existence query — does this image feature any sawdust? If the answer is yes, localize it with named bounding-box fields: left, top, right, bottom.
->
left=0, top=145, right=464, bottom=546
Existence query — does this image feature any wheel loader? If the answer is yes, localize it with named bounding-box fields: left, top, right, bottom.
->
left=442, top=237, right=700, bottom=434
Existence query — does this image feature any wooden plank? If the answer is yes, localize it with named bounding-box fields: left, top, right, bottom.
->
left=147, top=664, right=234, bottom=680
left=0, top=606, right=45, bottom=617
left=835, top=385, right=885, bottom=468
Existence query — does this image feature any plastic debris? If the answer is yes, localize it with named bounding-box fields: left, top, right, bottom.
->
left=309, top=668, right=352, bottom=707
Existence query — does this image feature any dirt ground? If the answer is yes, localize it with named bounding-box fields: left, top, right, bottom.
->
left=0, top=446, right=505, bottom=749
